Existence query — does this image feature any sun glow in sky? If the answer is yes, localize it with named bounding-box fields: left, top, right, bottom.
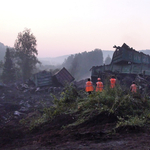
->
left=0, top=0, right=150, bottom=57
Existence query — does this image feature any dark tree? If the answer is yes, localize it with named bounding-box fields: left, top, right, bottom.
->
left=0, top=42, right=6, bottom=61
left=104, top=55, right=111, bottom=65
left=2, top=47, right=15, bottom=83
left=62, top=49, right=103, bottom=80
left=14, top=28, right=40, bottom=82
left=0, top=60, right=3, bottom=68
left=62, top=55, right=74, bottom=70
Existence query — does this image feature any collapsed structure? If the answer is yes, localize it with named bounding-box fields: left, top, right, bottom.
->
left=30, top=67, right=75, bottom=87
left=91, top=43, right=150, bottom=93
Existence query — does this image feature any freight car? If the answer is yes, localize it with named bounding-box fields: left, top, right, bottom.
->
left=30, top=67, right=74, bottom=87
left=91, top=43, right=150, bottom=86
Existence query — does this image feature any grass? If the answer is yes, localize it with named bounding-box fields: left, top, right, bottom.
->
left=22, top=83, right=150, bottom=131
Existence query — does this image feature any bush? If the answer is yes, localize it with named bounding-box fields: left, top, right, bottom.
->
left=116, top=115, right=146, bottom=128
left=26, top=82, right=150, bottom=131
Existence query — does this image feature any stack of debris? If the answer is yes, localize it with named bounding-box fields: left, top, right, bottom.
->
left=24, top=67, right=75, bottom=93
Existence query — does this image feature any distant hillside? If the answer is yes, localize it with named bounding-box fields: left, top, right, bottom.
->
left=1, top=41, right=150, bottom=65
left=38, top=51, right=115, bottom=66
left=0, top=41, right=69, bottom=65
left=140, top=50, right=150, bottom=55
left=37, top=50, right=150, bottom=66
left=38, top=55, right=69, bottom=66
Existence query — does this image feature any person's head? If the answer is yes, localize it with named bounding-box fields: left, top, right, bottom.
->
left=97, top=78, right=101, bottom=81
left=111, top=75, right=115, bottom=78
left=132, top=81, right=135, bottom=84
left=88, top=78, right=91, bottom=81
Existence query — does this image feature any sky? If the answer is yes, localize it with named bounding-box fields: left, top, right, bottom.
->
left=0, top=0, right=150, bottom=58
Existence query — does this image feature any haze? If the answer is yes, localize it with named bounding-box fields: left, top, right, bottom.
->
left=0, top=0, right=150, bottom=57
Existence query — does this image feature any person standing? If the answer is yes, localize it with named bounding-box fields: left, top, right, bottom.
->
left=96, top=78, right=103, bottom=92
left=110, top=76, right=116, bottom=88
left=130, top=81, right=137, bottom=93
left=85, top=78, right=94, bottom=94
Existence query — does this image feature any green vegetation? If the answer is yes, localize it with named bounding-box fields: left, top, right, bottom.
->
left=0, top=29, right=40, bottom=83
left=1, top=47, right=16, bottom=83
left=24, top=83, right=150, bottom=133
left=14, top=28, right=40, bottom=82
left=104, top=54, right=112, bottom=65
left=62, top=49, right=103, bottom=80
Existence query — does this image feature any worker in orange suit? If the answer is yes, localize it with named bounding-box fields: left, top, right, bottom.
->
left=110, top=76, right=116, bottom=88
left=96, top=78, right=103, bottom=92
left=130, top=81, right=137, bottom=93
left=85, top=78, right=94, bottom=94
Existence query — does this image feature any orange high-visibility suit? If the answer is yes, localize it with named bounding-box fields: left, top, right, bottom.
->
left=96, top=81, right=103, bottom=92
left=85, top=81, right=94, bottom=92
left=110, top=78, right=116, bottom=88
left=130, top=84, right=137, bottom=93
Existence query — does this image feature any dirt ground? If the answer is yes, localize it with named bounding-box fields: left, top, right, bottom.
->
left=1, top=85, right=150, bottom=150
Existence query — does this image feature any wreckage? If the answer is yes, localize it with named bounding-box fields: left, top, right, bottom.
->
left=29, top=67, right=75, bottom=92
left=91, top=43, right=150, bottom=93
left=15, top=67, right=87, bottom=93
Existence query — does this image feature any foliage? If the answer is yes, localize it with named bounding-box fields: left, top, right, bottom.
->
left=49, top=83, right=79, bottom=116
left=28, top=84, right=80, bottom=130
left=14, top=28, right=40, bottom=82
left=0, top=60, right=4, bottom=80
left=1, top=47, right=16, bottom=83
left=62, top=49, right=103, bottom=80
left=25, top=82, right=150, bottom=131
left=0, top=60, right=3, bottom=68
left=116, top=115, right=146, bottom=128
left=104, top=55, right=111, bottom=65
left=0, top=42, right=6, bottom=61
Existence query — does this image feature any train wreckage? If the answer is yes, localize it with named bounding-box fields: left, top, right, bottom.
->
left=12, top=67, right=75, bottom=93
left=30, top=67, right=75, bottom=87
left=16, top=44, right=150, bottom=94
left=2, top=43, right=150, bottom=94
left=91, top=43, right=150, bottom=94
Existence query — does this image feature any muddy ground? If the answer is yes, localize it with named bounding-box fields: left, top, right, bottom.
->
left=1, top=84, right=150, bottom=150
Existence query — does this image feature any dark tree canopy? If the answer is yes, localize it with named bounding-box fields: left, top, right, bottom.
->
left=104, top=55, right=112, bottom=65
left=2, top=47, right=15, bottom=83
left=62, top=49, right=103, bottom=80
left=14, top=29, right=39, bottom=81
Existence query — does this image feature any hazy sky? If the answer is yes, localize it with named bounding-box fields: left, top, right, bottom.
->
left=0, top=0, right=150, bottom=57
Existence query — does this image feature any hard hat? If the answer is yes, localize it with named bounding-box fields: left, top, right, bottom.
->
left=97, top=78, right=101, bottom=80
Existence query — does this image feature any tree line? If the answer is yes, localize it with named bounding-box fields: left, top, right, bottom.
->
left=0, top=29, right=40, bottom=84
left=62, top=50, right=111, bottom=80
left=0, top=28, right=112, bottom=84
left=0, top=43, right=6, bottom=61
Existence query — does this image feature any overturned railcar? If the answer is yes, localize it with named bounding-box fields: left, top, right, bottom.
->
left=30, top=70, right=53, bottom=87
left=30, top=67, right=75, bottom=87
left=53, top=67, right=75, bottom=87
left=91, top=43, right=150, bottom=85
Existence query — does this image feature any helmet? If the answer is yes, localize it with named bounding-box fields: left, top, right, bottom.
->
left=97, top=78, right=101, bottom=81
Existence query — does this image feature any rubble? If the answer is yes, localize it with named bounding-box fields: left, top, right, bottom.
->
left=1, top=75, right=150, bottom=149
